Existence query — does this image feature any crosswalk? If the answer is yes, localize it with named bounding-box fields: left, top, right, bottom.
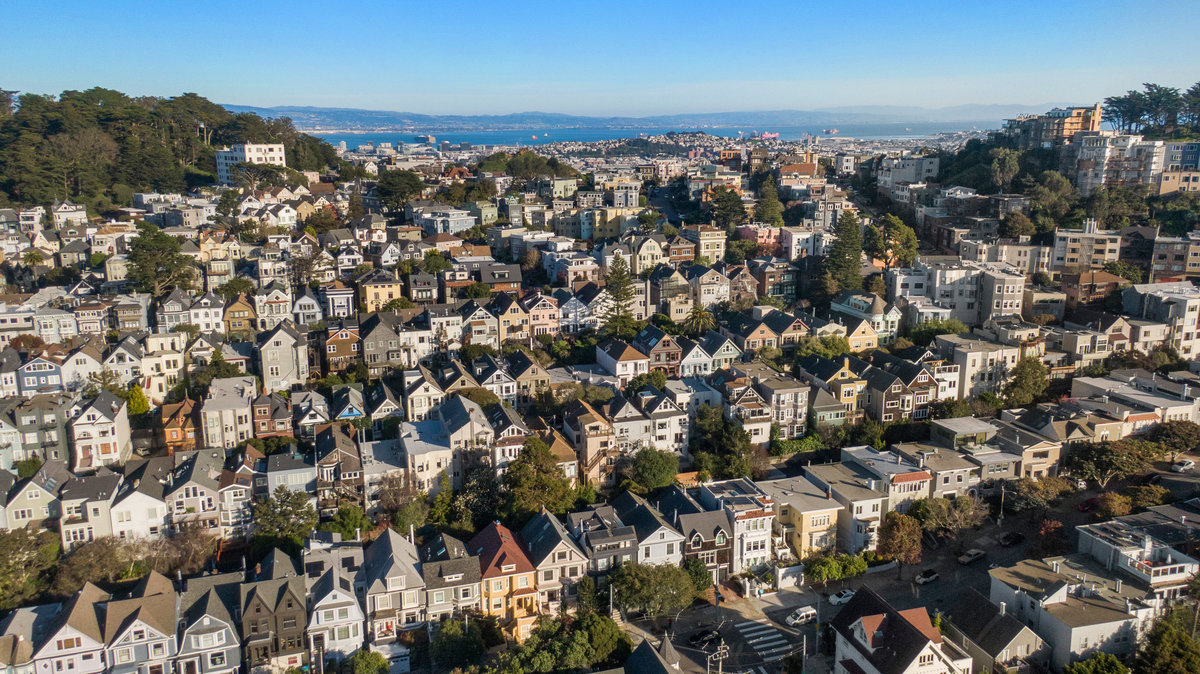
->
left=734, top=619, right=795, bottom=665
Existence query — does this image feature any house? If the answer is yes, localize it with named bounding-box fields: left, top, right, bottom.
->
left=109, top=457, right=170, bottom=540
left=292, top=288, right=323, bottom=327
left=323, top=319, right=361, bottom=375
left=520, top=508, right=588, bottom=613
left=360, top=528, right=427, bottom=648
left=306, top=562, right=364, bottom=662
left=199, top=377, right=256, bottom=449
left=697, top=479, right=776, bottom=573
left=222, top=293, right=257, bottom=336
left=796, top=355, right=869, bottom=425
left=331, top=386, right=365, bottom=421
left=842, top=446, right=933, bottom=515
left=652, top=486, right=735, bottom=584
left=631, top=324, right=682, bottom=377
left=29, top=583, right=109, bottom=674
left=58, top=469, right=120, bottom=550
left=469, top=522, right=540, bottom=641
left=253, top=283, right=293, bottom=331
left=188, top=293, right=226, bottom=333
left=240, top=551, right=309, bottom=672
left=252, top=392, right=292, bottom=439
left=419, top=533, right=482, bottom=622
left=315, top=422, right=365, bottom=515
left=177, top=572, right=243, bottom=674
left=69, top=390, right=131, bottom=473
left=803, top=462, right=887, bottom=553
left=256, top=321, right=309, bottom=392
left=595, top=339, right=649, bottom=385
left=611, top=491, right=684, bottom=567
left=102, top=572, right=179, bottom=674
left=506, top=350, right=550, bottom=410
left=756, top=475, right=844, bottom=561
left=831, top=587, right=972, bottom=674
left=566, top=504, right=637, bottom=580
left=941, top=588, right=1049, bottom=674
left=830, top=290, right=903, bottom=342
left=292, top=391, right=329, bottom=438
left=360, top=269, right=405, bottom=312
left=320, top=281, right=356, bottom=319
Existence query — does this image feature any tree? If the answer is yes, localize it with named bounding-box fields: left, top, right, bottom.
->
left=1151, top=420, right=1200, bottom=462
left=252, top=485, right=319, bottom=553
left=51, top=537, right=139, bottom=597
left=430, top=618, right=485, bottom=671
left=216, top=277, right=254, bottom=301
left=1001, top=212, right=1036, bottom=238
left=127, top=223, right=194, bottom=298
left=1136, top=616, right=1200, bottom=673
left=520, top=247, right=541, bottom=272
left=1096, top=492, right=1132, bottom=519
left=1063, top=652, right=1128, bottom=674
left=794, top=335, right=853, bottom=360
left=755, top=175, right=784, bottom=226
left=458, top=387, right=500, bottom=409
left=682, top=557, right=713, bottom=594
left=346, top=649, right=389, bottom=674
left=864, top=214, right=918, bottom=268
left=1036, top=519, right=1067, bottom=556
left=929, top=398, right=972, bottom=420
left=1103, top=260, right=1143, bottom=284
left=824, top=211, right=863, bottom=292
left=909, top=496, right=986, bottom=539
left=626, top=369, right=667, bottom=394
left=710, top=186, right=747, bottom=232
left=1067, top=439, right=1164, bottom=489
left=907, top=318, right=968, bottom=346
left=376, top=169, right=424, bottom=213
left=22, top=249, right=44, bottom=267
left=0, top=528, right=59, bottom=610
left=683, top=304, right=716, bottom=337
left=1003, top=358, right=1049, bottom=407
left=1129, top=484, right=1173, bottom=511
left=629, top=448, right=678, bottom=490
left=503, top=437, right=574, bottom=524
left=422, top=250, right=451, bottom=274
left=428, top=472, right=454, bottom=526
left=877, top=512, right=921, bottom=579
left=126, top=385, right=150, bottom=416
left=319, top=504, right=372, bottom=540
left=989, top=148, right=1020, bottom=192
left=610, top=562, right=695, bottom=619
left=462, top=281, right=491, bottom=299
left=601, top=252, right=638, bottom=339
left=637, top=209, right=660, bottom=233
left=802, top=553, right=868, bottom=586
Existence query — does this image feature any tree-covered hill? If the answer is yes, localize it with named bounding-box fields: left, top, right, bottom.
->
left=0, top=87, right=339, bottom=213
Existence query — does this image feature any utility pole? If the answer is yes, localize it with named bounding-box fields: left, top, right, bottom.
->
left=706, top=643, right=729, bottom=674
left=997, top=481, right=1005, bottom=525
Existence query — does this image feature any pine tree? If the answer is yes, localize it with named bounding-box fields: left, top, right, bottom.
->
left=824, top=211, right=864, bottom=291
left=602, top=252, right=638, bottom=339
left=755, top=175, right=784, bottom=226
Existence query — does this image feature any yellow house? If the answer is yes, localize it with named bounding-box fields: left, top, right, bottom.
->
left=359, top=268, right=405, bottom=312
left=757, top=476, right=844, bottom=560
left=841, top=317, right=879, bottom=352
left=470, top=521, right=540, bottom=641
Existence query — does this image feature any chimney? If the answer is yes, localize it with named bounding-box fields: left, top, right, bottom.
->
left=409, top=523, right=415, bottom=542
left=867, top=478, right=877, bottom=490
left=999, top=601, right=1007, bottom=615
left=1052, top=560, right=1060, bottom=573
left=1116, top=579, right=1122, bottom=593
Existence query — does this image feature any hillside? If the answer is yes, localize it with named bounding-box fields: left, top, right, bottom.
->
left=0, top=88, right=339, bottom=213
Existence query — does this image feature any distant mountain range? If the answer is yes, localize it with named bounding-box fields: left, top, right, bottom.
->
left=222, top=103, right=1079, bottom=132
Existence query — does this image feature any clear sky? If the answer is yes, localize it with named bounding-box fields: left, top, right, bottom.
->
left=4, top=0, right=1197, bottom=116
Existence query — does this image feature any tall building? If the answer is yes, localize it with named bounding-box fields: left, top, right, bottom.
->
left=1000, top=104, right=1103, bottom=149
left=216, top=143, right=287, bottom=184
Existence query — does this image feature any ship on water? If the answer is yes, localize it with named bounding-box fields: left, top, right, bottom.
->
left=822, top=128, right=839, bottom=135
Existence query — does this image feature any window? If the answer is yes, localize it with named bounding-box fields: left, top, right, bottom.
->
left=56, top=637, right=81, bottom=650
left=433, top=591, right=445, bottom=604
left=116, top=648, right=133, bottom=664
left=209, top=653, right=226, bottom=667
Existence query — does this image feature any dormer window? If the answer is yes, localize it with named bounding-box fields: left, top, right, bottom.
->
left=691, top=535, right=702, bottom=549
left=716, top=533, right=726, bottom=546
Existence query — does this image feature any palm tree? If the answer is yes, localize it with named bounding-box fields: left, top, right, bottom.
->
left=22, top=249, right=44, bottom=267
left=684, top=304, right=716, bottom=338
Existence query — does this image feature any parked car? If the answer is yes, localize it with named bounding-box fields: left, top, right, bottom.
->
left=957, top=549, right=986, bottom=565
left=1078, top=497, right=1100, bottom=512
left=998, top=531, right=1026, bottom=547
left=785, top=606, right=818, bottom=626
left=688, top=629, right=722, bottom=649
left=915, top=569, right=939, bottom=585
left=1172, top=459, right=1195, bottom=473
left=829, top=589, right=856, bottom=606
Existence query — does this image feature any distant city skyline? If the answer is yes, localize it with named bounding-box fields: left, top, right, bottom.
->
left=5, top=0, right=1198, bottom=116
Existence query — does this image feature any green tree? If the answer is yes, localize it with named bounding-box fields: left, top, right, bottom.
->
left=794, top=335, right=853, bottom=359
left=1128, top=484, right=1173, bottom=510
left=1063, top=652, right=1128, bottom=674
left=22, top=249, right=44, bottom=267
left=1135, top=616, right=1200, bottom=673
left=376, top=169, right=425, bottom=212
left=215, top=277, right=254, bottom=301
left=877, top=512, right=922, bottom=579
left=0, top=528, right=59, bottom=610
left=318, top=504, right=372, bottom=540
left=637, top=209, right=660, bottom=233
left=1151, top=420, right=1200, bottom=462
left=629, top=448, right=678, bottom=490
left=128, top=223, right=194, bottom=298
left=428, top=472, right=454, bottom=526
left=755, top=175, right=784, bottom=226
left=346, top=649, right=389, bottom=674
left=463, top=281, right=492, bottom=299
left=126, top=385, right=150, bottom=416
left=626, top=369, right=668, bottom=393
left=711, top=186, right=747, bottom=232
left=252, top=485, right=319, bottom=553
left=1003, top=358, right=1049, bottom=407
left=503, top=437, right=574, bottom=524
left=1001, top=212, right=1036, bottom=238
left=683, top=304, right=717, bottom=337
left=824, top=211, right=863, bottom=292
left=430, top=618, right=485, bottom=671
left=1096, top=492, right=1132, bottom=519
left=610, top=562, right=695, bottom=619
left=1068, top=439, right=1164, bottom=489
left=989, top=148, right=1020, bottom=192
left=458, top=387, right=501, bottom=409
left=864, top=214, right=918, bottom=268
left=1103, top=260, right=1143, bottom=284
left=908, top=318, right=968, bottom=346
left=682, top=557, right=713, bottom=594
left=601, top=252, right=638, bottom=339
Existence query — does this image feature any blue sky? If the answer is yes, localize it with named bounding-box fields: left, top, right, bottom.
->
left=4, top=0, right=1197, bottom=116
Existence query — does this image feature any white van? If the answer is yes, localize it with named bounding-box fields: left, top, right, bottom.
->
left=785, top=605, right=818, bottom=626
